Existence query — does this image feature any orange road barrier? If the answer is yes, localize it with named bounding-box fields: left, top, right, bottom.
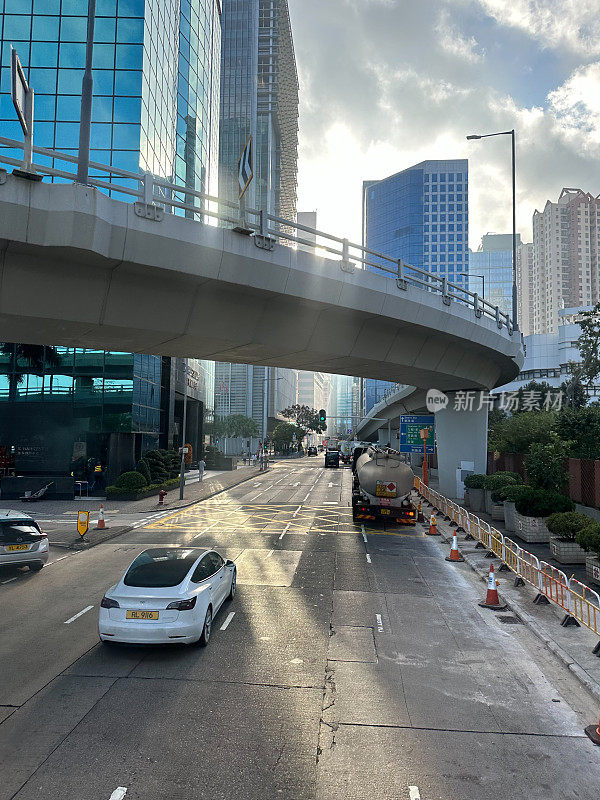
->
left=445, top=531, right=465, bottom=563
left=417, top=501, right=425, bottom=523
left=479, top=563, right=507, bottom=610
left=95, top=504, right=107, bottom=530
left=427, top=513, right=440, bottom=536
left=585, top=710, right=600, bottom=746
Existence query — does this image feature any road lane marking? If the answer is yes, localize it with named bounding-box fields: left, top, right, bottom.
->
left=376, top=614, right=383, bottom=632
left=109, top=789, right=128, bottom=800
left=279, top=522, right=291, bottom=540
left=323, top=502, right=337, bottom=505
left=303, top=493, right=310, bottom=502
left=64, top=605, right=94, bottom=624
left=293, top=482, right=300, bottom=487
left=192, top=520, right=219, bottom=540
left=409, top=788, right=421, bottom=800
left=220, top=612, right=236, bottom=631
left=361, top=524, right=368, bottom=543
left=266, top=549, right=274, bottom=558
left=250, top=493, right=263, bottom=501
left=1, top=577, right=18, bottom=585
left=366, top=554, right=372, bottom=564
left=328, top=482, right=333, bottom=487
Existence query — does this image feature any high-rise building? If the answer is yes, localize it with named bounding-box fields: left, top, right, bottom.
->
left=219, top=0, right=298, bottom=217
left=215, top=0, right=299, bottom=436
left=531, top=188, right=600, bottom=334
left=468, top=233, right=521, bottom=319
left=297, top=210, right=317, bottom=253
left=0, top=0, right=221, bottom=478
left=363, top=159, right=469, bottom=284
left=517, top=242, right=534, bottom=336
left=363, top=379, right=399, bottom=415
left=297, top=371, right=329, bottom=412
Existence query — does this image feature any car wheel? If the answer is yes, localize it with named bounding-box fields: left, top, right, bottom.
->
left=227, top=568, right=237, bottom=601
left=198, top=606, right=212, bottom=647
left=29, top=563, right=43, bottom=572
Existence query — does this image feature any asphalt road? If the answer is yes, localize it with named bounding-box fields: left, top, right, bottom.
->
left=1, top=458, right=599, bottom=800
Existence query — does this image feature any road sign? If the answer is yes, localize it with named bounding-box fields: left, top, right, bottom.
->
left=238, top=135, right=253, bottom=199
left=399, top=415, right=435, bottom=454
left=77, top=510, right=89, bottom=538
left=11, top=47, right=28, bottom=135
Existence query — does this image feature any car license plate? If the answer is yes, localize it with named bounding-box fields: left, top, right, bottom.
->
left=380, top=509, right=391, bottom=515
left=6, top=544, right=29, bottom=551
left=126, top=610, right=159, bottom=620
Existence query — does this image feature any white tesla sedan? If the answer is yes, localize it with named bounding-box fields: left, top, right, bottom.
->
left=98, top=547, right=236, bottom=646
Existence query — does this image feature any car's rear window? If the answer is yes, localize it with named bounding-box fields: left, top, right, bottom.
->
left=0, top=522, right=41, bottom=543
left=124, top=548, right=199, bottom=587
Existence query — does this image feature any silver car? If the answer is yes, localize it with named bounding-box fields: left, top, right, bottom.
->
left=0, top=511, right=49, bottom=572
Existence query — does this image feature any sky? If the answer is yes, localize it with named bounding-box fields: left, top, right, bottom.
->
left=288, top=0, right=600, bottom=250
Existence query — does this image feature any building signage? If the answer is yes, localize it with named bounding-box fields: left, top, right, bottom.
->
left=238, top=135, right=253, bottom=199
left=11, top=48, right=29, bottom=135
left=399, top=415, right=435, bottom=454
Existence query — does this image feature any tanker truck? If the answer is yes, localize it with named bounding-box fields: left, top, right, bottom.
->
left=352, top=447, right=416, bottom=525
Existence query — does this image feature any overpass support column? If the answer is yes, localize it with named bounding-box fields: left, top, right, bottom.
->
left=434, top=393, right=488, bottom=498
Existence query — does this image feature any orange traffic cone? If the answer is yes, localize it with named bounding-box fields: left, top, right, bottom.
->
left=427, top=513, right=440, bottom=536
left=95, top=504, right=107, bottom=530
left=445, top=531, right=465, bottom=562
left=585, top=710, right=600, bottom=746
left=479, top=563, right=507, bottom=610
left=417, top=500, right=425, bottom=523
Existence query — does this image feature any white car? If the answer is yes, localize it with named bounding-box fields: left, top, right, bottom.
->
left=99, top=547, right=236, bottom=646
left=0, top=511, right=49, bottom=571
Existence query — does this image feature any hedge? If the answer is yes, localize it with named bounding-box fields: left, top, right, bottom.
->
left=464, top=473, right=486, bottom=489
left=116, top=471, right=147, bottom=491
left=545, top=511, right=595, bottom=541
left=483, top=473, right=521, bottom=492
left=514, top=489, right=574, bottom=518
left=575, top=523, right=600, bottom=558
left=106, top=477, right=179, bottom=500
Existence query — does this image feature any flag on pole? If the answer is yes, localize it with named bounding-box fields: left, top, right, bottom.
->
left=238, top=135, right=253, bottom=200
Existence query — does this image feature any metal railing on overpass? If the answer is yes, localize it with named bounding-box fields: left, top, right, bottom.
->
left=0, top=135, right=517, bottom=336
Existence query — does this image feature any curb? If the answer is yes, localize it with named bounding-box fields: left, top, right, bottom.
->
left=432, top=518, right=600, bottom=704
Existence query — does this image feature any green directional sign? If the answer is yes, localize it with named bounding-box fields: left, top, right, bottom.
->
left=399, top=415, right=435, bottom=454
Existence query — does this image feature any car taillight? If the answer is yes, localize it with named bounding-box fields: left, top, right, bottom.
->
left=100, top=596, right=120, bottom=609
left=167, top=596, right=197, bottom=611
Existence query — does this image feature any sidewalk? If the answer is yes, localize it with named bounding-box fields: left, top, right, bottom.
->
left=428, top=501, right=600, bottom=702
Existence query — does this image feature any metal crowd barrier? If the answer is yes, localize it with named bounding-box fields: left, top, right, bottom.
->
left=414, top=477, right=600, bottom=642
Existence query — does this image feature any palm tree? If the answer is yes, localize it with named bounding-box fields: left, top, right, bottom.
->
left=0, top=343, right=61, bottom=401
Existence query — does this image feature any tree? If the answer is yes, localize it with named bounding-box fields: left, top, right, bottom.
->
left=556, top=406, right=600, bottom=459
left=280, top=404, right=326, bottom=433
left=524, top=439, right=568, bottom=491
left=488, top=411, right=557, bottom=454
left=272, top=422, right=307, bottom=453
left=559, top=376, right=587, bottom=409
left=206, top=415, right=259, bottom=439
left=512, top=381, right=554, bottom=413
left=562, top=303, right=600, bottom=405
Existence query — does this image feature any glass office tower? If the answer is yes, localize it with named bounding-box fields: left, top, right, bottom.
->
left=0, top=0, right=221, bottom=477
left=469, top=233, right=520, bottom=318
left=216, top=0, right=298, bottom=438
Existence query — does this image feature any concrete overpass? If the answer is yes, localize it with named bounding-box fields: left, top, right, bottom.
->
left=0, top=172, right=523, bottom=390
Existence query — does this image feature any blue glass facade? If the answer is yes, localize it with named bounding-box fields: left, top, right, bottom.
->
left=363, top=378, right=396, bottom=415
left=363, top=159, right=469, bottom=285
left=0, top=0, right=221, bottom=475
left=469, top=249, right=513, bottom=317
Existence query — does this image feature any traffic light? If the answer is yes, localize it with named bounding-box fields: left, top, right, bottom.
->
left=318, top=409, right=326, bottom=424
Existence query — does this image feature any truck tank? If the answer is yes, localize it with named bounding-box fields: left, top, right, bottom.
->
left=356, top=449, right=414, bottom=500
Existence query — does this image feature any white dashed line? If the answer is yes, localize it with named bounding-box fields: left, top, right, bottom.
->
left=220, top=612, right=236, bottom=631
left=192, top=520, right=219, bottom=540
left=409, top=787, right=421, bottom=800
left=376, top=614, right=383, bottom=632
left=302, top=493, right=310, bottom=502
left=293, top=505, right=302, bottom=517
left=1, top=577, right=18, bottom=585
left=250, top=493, right=263, bottom=501
left=366, top=554, right=372, bottom=564
left=109, top=789, right=128, bottom=800
left=266, top=549, right=274, bottom=558
left=361, top=524, right=367, bottom=543
left=323, top=502, right=337, bottom=505
left=64, top=605, right=94, bottom=624
left=279, top=522, right=291, bottom=540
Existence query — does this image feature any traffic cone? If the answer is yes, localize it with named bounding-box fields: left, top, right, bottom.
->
left=445, top=531, right=465, bottom=562
left=427, top=513, right=440, bottom=536
left=585, top=711, right=600, bottom=746
left=479, top=563, right=507, bottom=610
left=417, top=500, right=425, bottom=523
left=95, top=504, right=107, bottom=530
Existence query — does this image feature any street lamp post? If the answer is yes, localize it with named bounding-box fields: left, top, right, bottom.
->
left=77, top=0, right=96, bottom=184
left=179, top=359, right=189, bottom=501
left=467, top=129, right=518, bottom=328
left=459, top=272, right=485, bottom=298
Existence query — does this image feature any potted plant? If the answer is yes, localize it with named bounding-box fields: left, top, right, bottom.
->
left=464, top=474, right=486, bottom=513
left=547, top=511, right=595, bottom=564
left=514, top=490, right=574, bottom=543
left=484, top=472, right=521, bottom=516
left=576, top=523, right=600, bottom=588
left=501, top=485, right=535, bottom=532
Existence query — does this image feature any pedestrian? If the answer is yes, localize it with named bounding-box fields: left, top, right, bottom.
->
left=198, top=457, right=206, bottom=483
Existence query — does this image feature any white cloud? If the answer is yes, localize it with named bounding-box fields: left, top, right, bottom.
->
left=436, top=9, right=485, bottom=63
left=548, top=62, right=600, bottom=145
left=472, top=0, right=600, bottom=56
